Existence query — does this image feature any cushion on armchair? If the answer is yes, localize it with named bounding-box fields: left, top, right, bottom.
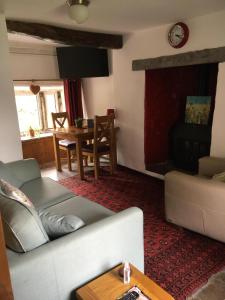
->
left=212, top=171, right=225, bottom=182
left=0, top=179, right=49, bottom=253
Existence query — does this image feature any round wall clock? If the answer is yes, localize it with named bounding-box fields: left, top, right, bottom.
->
left=168, top=22, right=189, bottom=48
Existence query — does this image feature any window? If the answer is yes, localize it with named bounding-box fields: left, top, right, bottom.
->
left=14, top=82, right=66, bottom=137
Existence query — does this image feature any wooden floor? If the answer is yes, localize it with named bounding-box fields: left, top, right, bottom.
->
left=41, top=160, right=109, bottom=181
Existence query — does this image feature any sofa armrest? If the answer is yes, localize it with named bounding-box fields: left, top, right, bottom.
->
left=6, top=159, right=41, bottom=186
left=8, top=207, right=144, bottom=300
left=198, top=156, right=225, bottom=177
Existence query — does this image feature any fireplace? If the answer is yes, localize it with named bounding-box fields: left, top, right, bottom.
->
left=170, top=123, right=211, bottom=172
left=144, top=63, right=218, bottom=174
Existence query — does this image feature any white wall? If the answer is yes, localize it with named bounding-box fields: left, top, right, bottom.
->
left=0, top=15, right=22, bottom=162
left=9, top=44, right=59, bottom=80
left=82, top=50, right=114, bottom=117
left=85, top=10, right=225, bottom=173
left=83, top=76, right=114, bottom=117
left=211, top=62, right=225, bottom=157
left=10, top=53, right=59, bottom=80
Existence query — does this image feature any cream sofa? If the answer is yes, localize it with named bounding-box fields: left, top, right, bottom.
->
left=165, top=156, right=225, bottom=243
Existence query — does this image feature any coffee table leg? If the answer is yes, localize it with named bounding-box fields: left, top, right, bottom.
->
left=76, top=138, right=84, bottom=180
left=53, top=134, right=62, bottom=172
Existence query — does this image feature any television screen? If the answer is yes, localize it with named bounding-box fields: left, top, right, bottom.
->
left=56, top=46, right=109, bottom=79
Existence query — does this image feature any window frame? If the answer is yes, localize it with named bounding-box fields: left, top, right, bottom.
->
left=14, top=81, right=66, bottom=136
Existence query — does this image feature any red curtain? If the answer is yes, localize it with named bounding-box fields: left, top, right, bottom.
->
left=144, top=64, right=218, bottom=170
left=63, top=79, right=83, bottom=125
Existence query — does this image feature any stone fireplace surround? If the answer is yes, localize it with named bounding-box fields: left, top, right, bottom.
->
left=132, top=46, right=225, bottom=71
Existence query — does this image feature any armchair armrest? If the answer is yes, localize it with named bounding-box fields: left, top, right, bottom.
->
left=165, top=171, right=225, bottom=212
left=8, top=207, right=144, bottom=300
left=198, top=156, right=225, bottom=177
left=6, top=159, right=41, bottom=186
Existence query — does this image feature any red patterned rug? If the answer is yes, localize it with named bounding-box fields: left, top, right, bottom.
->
left=59, top=167, right=225, bottom=300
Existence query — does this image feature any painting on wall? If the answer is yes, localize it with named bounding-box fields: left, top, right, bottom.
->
left=185, top=96, right=211, bottom=125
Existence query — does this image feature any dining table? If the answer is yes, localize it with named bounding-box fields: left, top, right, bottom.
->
left=51, top=126, right=119, bottom=180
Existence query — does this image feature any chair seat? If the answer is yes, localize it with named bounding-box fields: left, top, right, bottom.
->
left=82, top=143, right=110, bottom=153
left=59, top=139, right=76, bottom=150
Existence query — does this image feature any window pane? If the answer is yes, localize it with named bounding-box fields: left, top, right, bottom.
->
left=60, top=90, right=66, bottom=111
left=15, top=95, right=40, bottom=136
left=45, top=93, right=57, bottom=129
left=44, top=90, right=67, bottom=129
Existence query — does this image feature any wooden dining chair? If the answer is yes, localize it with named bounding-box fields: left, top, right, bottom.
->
left=81, top=115, right=115, bottom=179
left=51, top=112, right=76, bottom=171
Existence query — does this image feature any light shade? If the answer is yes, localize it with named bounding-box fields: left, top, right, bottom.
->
left=69, top=4, right=89, bottom=24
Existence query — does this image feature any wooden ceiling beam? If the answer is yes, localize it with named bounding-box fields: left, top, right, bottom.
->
left=6, top=20, right=123, bottom=49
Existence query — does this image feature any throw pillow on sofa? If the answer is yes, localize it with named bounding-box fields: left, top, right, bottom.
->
left=0, top=179, right=49, bottom=253
left=39, top=210, right=85, bottom=239
left=1, top=177, right=33, bottom=207
left=212, top=171, right=225, bottom=182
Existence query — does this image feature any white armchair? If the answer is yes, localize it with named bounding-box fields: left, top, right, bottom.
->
left=165, top=156, right=225, bottom=242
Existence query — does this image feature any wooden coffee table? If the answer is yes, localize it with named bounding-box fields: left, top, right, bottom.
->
left=76, top=264, right=174, bottom=300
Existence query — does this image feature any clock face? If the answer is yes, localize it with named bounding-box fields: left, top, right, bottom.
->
left=168, top=22, right=189, bottom=48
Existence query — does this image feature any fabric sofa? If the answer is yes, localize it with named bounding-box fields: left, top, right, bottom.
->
left=0, top=159, right=144, bottom=300
left=165, top=156, right=225, bottom=243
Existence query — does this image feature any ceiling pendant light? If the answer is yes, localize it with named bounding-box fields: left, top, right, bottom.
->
left=67, top=0, right=90, bottom=24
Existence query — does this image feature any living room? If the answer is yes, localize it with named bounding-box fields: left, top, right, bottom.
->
left=1, top=1, right=225, bottom=300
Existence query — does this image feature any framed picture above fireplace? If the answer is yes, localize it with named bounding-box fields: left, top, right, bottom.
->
left=185, top=96, right=211, bottom=125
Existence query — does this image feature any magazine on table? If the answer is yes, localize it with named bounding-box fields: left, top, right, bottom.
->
left=117, top=286, right=151, bottom=300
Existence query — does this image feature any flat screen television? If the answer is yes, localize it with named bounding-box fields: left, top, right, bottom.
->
left=56, top=46, right=109, bottom=79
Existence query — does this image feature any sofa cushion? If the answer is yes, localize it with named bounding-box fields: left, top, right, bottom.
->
left=39, top=211, right=85, bottom=239
left=0, top=179, right=49, bottom=252
left=20, top=177, right=75, bottom=210
left=45, top=196, right=114, bottom=225
left=212, top=171, right=225, bottom=182
left=0, top=161, right=22, bottom=188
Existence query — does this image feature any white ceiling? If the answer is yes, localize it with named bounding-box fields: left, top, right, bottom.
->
left=4, top=0, right=225, bottom=47
left=3, top=0, right=225, bottom=34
